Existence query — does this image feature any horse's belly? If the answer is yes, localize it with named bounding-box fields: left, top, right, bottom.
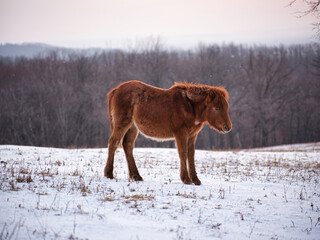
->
left=133, top=95, right=175, bottom=141
left=133, top=119, right=175, bottom=141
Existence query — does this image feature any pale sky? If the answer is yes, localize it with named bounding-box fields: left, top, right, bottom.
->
left=0, top=0, right=317, bottom=49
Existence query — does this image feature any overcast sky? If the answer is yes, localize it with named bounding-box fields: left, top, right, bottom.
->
left=0, top=0, right=317, bottom=49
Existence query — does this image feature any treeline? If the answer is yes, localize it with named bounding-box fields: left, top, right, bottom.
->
left=0, top=42, right=319, bottom=149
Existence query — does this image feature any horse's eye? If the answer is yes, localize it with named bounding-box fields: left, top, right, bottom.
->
left=215, top=107, right=220, bottom=111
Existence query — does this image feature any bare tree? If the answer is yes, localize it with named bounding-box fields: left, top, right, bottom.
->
left=289, top=0, right=320, bottom=39
left=240, top=46, right=295, bottom=146
left=0, top=43, right=319, bottom=149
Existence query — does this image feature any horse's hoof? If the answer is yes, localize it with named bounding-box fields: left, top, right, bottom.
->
left=105, top=174, right=114, bottom=179
left=104, top=169, right=114, bottom=179
left=131, top=175, right=143, bottom=181
left=181, top=177, right=192, bottom=185
left=192, top=177, right=201, bottom=185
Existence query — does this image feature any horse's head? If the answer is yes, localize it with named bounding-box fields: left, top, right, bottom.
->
left=205, top=89, right=232, bottom=134
left=186, top=86, right=232, bottom=134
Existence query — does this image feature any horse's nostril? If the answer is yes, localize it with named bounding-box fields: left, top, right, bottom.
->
left=224, top=125, right=229, bottom=131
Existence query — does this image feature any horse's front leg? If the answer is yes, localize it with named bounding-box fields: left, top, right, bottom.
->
left=187, top=134, right=201, bottom=185
left=175, top=133, right=192, bottom=184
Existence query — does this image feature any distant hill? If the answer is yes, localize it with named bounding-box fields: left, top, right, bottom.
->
left=0, top=43, right=113, bottom=58
left=0, top=43, right=61, bottom=58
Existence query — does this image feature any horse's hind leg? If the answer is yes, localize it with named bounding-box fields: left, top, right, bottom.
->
left=104, top=131, right=122, bottom=179
left=123, top=124, right=143, bottom=181
left=104, top=122, right=131, bottom=179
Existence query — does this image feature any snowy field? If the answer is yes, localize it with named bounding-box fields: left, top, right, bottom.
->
left=0, top=143, right=320, bottom=240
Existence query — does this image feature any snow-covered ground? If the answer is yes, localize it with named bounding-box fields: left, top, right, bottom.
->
left=0, top=143, right=319, bottom=240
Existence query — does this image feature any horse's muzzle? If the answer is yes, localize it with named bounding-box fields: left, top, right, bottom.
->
left=222, top=125, right=232, bottom=134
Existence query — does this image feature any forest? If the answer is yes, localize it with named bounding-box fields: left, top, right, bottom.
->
left=0, top=42, right=319, bottom=149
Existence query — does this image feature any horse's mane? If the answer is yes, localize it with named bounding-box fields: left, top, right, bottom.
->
left=173, top=82, right=229, bottom=101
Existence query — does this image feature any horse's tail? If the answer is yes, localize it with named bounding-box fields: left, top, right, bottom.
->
left=107, top=88, right=116, bottom=133
left=107, top=87, right=124, bottom=148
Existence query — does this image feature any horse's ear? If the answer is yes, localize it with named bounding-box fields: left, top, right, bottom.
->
left=186, top=91, right=206, bottom=103
left=208, top=90, right=216, bottom=102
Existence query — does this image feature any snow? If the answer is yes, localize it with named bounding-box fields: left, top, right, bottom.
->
left=247, top=142, right=320, bottom=152
left=0, top=143, right=319, bottom=240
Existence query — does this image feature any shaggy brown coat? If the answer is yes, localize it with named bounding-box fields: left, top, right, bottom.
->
left=104, top=80, right=232, bottom=185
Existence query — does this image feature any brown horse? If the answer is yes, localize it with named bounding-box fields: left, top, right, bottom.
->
left=104, top=80, right=232, bottom=185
